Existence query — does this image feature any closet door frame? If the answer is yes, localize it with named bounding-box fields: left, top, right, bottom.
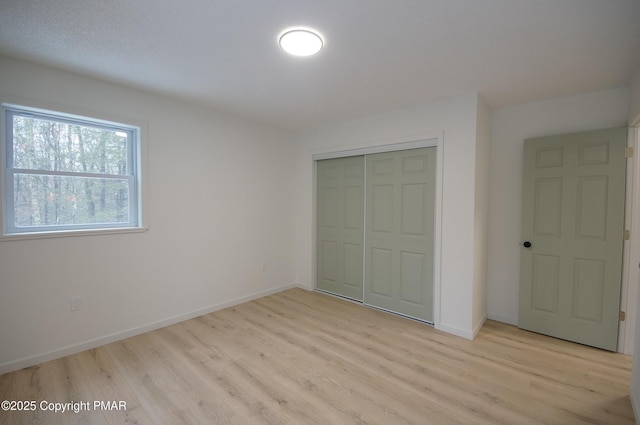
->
left=312, top=136, right=444, bottom=326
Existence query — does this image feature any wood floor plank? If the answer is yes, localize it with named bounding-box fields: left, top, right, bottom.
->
left=106, top=332, right=241, bottom=425
left=0, top=288, right=634, bottom=425
left=0, top=364, right=64, bottom=425
left=46, top=355, right=108, bottom=425
left=73, top=348, right=156, bottom=425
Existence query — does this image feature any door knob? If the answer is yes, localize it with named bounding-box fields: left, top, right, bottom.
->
left=523, top=241, right=532, bottom=248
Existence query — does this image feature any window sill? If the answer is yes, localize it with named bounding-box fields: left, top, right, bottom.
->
left=0, top=227, right=148, bottom=242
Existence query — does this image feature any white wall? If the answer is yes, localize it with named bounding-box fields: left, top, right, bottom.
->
left=487, top=88, right=630, bottom=327
left=0, top=56, right=297, bottom=373
left=472, top=97, right=491, bottom=332
left=293, top=93, right=487, bottom=338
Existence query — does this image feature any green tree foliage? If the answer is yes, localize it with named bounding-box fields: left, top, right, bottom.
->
left=11, top=115, right=130, bottom=228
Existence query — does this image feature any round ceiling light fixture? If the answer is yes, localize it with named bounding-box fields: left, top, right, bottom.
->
left=279, top=28, right=324, bottom=56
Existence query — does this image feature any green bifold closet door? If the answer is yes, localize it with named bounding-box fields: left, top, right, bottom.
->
left=316, top=147, right=436, bottom=322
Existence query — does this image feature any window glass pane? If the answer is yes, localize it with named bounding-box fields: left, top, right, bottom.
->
left=12, top=114, right=128, bottom=175
left=13, top=174, right=130, bottom=228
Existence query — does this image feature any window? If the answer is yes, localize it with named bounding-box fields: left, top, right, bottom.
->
left=2, top=104, right=141, bottom=236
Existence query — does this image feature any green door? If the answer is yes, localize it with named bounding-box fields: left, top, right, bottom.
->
left=316, top=156, right=365, bottom=301
left=364, top=148, right=436, bottom=322
left=519, top=128, right=627, bottom=351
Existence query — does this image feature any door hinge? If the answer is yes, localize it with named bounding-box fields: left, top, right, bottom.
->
left=624, top=230, right=631, bottom=240
left=626, top=147, right=634, bottom=158
left=620, top=311, right=626, bottom=322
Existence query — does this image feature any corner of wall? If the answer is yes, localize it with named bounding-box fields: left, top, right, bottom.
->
left=472, top=96, right=492, bottom=331
left=472, top=314, right=488, bottom=338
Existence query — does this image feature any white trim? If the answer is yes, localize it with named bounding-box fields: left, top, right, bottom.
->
left=0, top=102, right=7, bottom=237
left=312, top=138, right=438, bottom=161
left=0, top=226, right=148, bottom=242
left=0, top=283, right=303, bottom=375
left=473, top=315, right=488, bottom=338
left=432, top=132, right=445, bottom=329
left=621, top=123, right=640, bottom=354
left=487, top=313, right=518, bottom=326
left=362, top=157, right=367, bottom=302
left=311, top=161, right=318, bottom=292
left=435, top=321, right=475, bottom=340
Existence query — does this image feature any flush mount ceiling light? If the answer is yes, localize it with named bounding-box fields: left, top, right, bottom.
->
left=279, top=28, right=324, bottom=56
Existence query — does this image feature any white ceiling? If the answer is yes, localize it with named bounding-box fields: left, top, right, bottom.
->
left=1, top=0, right=639, bottom=130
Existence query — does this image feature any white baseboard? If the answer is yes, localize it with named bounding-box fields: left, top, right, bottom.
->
left=436, top=315, right=488, bottom=340
left=0, top=283, right=302, bottom=375
left=295, top=281, right=313, bottom=291
left=472, top=315, right=488, bottom=338
left=487, top=313, right=519, bottom=326
left=436, top=322, right=474, bottom=340
left=632, top=384, right=640, bottom=425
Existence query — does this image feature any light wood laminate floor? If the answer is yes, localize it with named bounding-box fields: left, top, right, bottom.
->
left=0, top=288, right=634, bottom=425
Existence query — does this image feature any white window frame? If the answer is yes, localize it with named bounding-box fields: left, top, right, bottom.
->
left=1, top=103, right=143, bottom=237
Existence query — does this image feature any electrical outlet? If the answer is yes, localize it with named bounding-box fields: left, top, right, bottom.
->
left=70, top=296, right=81, bottom=312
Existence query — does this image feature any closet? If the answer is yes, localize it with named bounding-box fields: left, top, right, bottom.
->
left=316, top=147, right=436, bottom=322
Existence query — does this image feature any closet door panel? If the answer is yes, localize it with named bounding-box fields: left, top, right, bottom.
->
left=316, top=156, right=365, bottom=301
left=364, top=148, right=436, bottom=322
